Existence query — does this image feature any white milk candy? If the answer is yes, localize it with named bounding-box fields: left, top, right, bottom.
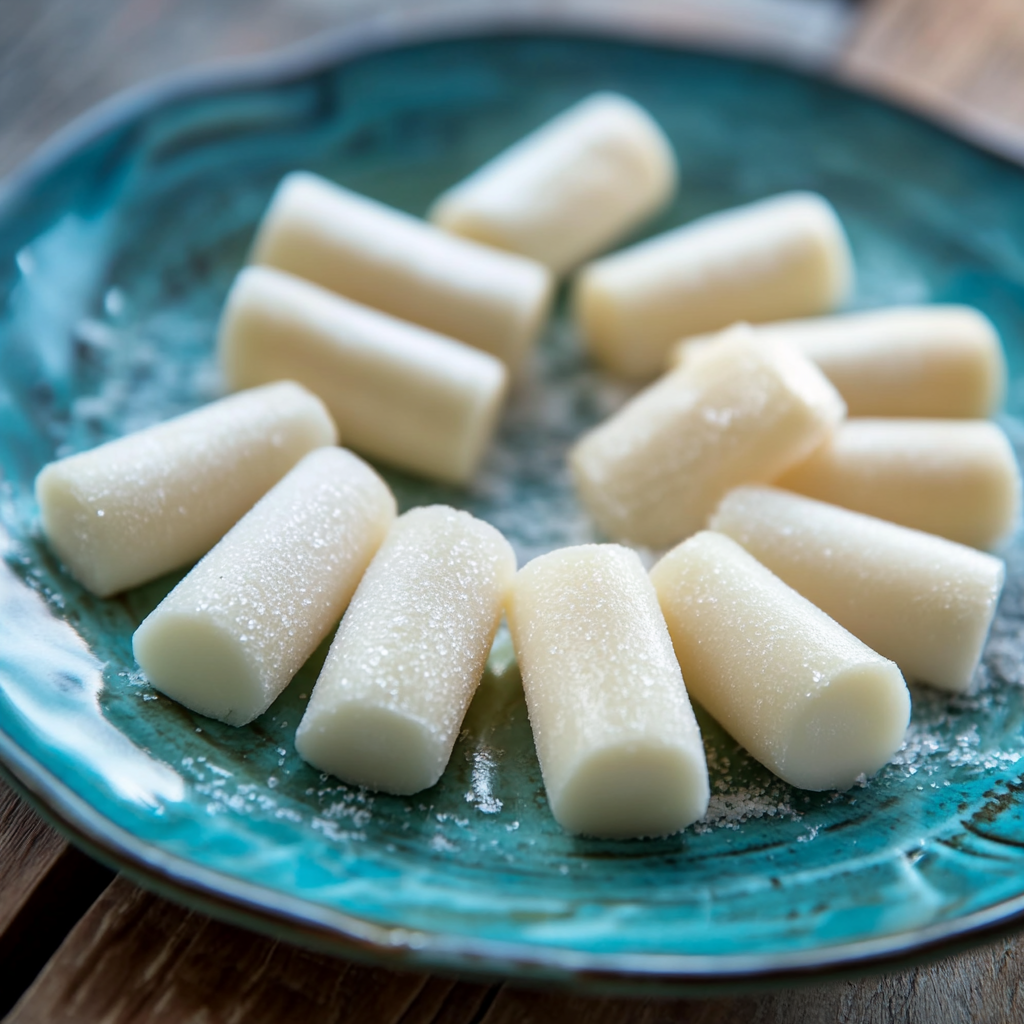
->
left=570, top=336, right=845, bottom=548
left=295, top=505, right=516, bottom=795
left=651, top=531, right=911, bottom=791
left=36, top=381, right=337, bottom=597
left=219, top=267, right=508, bottom=485
left=507, top=544, right=709, bottom=839
left=574, top=191, right=853, bottom=378
left=711, top=486, right=1005, bottom=693
left=671, top=307, right=1006, bottom=418
left=776, top=418, right=1022, bottom=550
left=133, top=447, right=395, bottom=726
left=250, top=171, right=553, bottom=373
left=429, top=92, right=677, bottom=276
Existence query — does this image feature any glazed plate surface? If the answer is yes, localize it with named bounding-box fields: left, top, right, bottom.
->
left=2, top=29, right=1024, bottom=991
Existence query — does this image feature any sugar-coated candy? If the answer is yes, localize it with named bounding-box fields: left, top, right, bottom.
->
left=711, top=486, right=1005, bottom=693
left=671, top=307, right=1005, bottom=418
left=651, top=531, right=911, bottom=792
left=575, top=191, right=852, bottom=378
left=429, top=92, right=676, bottom=275
left=570, top=336, right=845, bottom=547
left=776, top=419, right=1021, bottom=550
left=296, top=505, right=516, bottom=795
left=250, top=172, right=553, bottom=373
left=219, top=267, right=507, bottom=485
left=133, top=447, right=395, bottom=726
left=36, top=381, right=337, bottom=597
left=507, top=544, right=709, bottom=839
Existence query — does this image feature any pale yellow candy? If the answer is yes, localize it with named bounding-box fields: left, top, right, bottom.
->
left=711, top=486, right=1005, bottom=693
left=776, top=419, right=1022, bottom=550
left=296, top=506, right=516, bottom=795
left=671, top=307, right=1006, bottom=418
left=250, top=172, right=553, bottom=373
left=507, top=544, right=709, bottom=839
left=35, top=381, right=337, bottom=597
left=429, top=92, right=676, bottom=276
left=574, top=191, right=852, bottom=378
left=651, top=531, right=910, bottom=792
left=219, top=267, right=507, bottom=486
left=133, top=448, right=396, bottom=726
left=570, top=336, right=845, bottom=548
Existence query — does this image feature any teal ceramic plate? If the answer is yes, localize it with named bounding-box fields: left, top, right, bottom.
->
left=2, top=22, right=1024, bottom=994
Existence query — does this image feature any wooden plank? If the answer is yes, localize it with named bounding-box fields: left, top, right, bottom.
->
left=5, top=876, right=434, bottom=1024
left=476, top=938, right=1024, bottom=1023
left=393, top=978, right=498, bottom=1024
left=0, top=779, right=113, bottom=1017
left=0, top=778, right=67, bottom=936
left=840, top=0, right=1024, bottom=162
left=0, top=0, right=338, bottom=180
left=0, top=0, right=855, bottom=182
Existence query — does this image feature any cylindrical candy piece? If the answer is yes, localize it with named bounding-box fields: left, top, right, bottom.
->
left=35, top=381, right=337, bottom=597
left=650, top=531, right=911, bottom=791
left=574, top=191, right=853, bottom=378
left=507, top=544, right=709, bottom=839
left=671, top=307, right=1006, bottom=418
left=219, top=266, right=508, bottom=485
left=428, top=92, right=677, bottom=276
left=250, top=172, right=554, bottom=373
left=295, top=505, right=516, bottom=794
left=133, top=447, right=396, bottom=726
left=711, top=486, right=1006, bottom=693
left=775, top=419, right=1022, bottom=549
left=570, top=336, right=846, bottom=548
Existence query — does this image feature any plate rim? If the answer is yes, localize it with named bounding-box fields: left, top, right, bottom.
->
left=2, top=8, right=1024, bottom=990
left=6, top=724, right=1024, bottom=992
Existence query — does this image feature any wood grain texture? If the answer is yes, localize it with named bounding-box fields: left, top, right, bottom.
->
left=842, top=0, right=1024, bottom=162
left=476, top=939, right=1024, bottom=1023
left=0, top=779, right=67, bottom=935
left=0, top=0, right=337, bottom=181
left=394, top=978, right=498, bottom=1024
left=5, top=876, right=432, bottom=1024
left=0, top=780, right=114, bottom=1017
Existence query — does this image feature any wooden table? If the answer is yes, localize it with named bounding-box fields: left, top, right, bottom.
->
left=3, top=1, right=1024, bottom=1020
